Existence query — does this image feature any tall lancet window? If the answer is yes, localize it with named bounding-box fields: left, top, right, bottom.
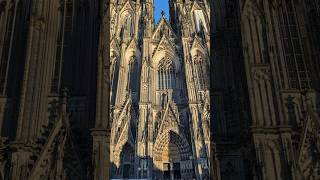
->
left=120, top=15, right=134, bottom=41
left=51, top=0, right=74, bottom=94
left=157, top=57, right=176, bottom=90
left=111, top=55, right=119, bottom=105
left=0, top=1, right=15, bottom=95
left=278, top=0, right=310, bottom=89
left=194, top=54, right=207, bottom=90
left=128, top=15, right=134, bottom=37
left=127, top=56, right=138, bottom=94
left=198, top=20, right=206, bottom=40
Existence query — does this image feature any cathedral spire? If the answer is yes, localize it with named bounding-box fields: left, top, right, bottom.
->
left=161, top=10, right=166, bottom=18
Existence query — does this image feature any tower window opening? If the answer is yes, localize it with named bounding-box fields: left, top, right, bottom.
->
left=127, top=56, right=139, bottom=101
left=194, top=54, right=207, bottom=90
left=0, top=3, right=15, bottom=95
left=278, top=0, right=310, bottom=89
left=51, top=0, right=74, bottom=94
left=157, top=58, right=176, bottom=90
left=110, top=55, right=120, bottom=105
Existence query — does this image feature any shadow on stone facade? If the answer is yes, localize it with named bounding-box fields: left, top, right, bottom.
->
left=109, top=153, right=201, bottom=180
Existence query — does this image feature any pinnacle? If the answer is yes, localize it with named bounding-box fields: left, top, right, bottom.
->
left=161, top=10, right=166, bottom=18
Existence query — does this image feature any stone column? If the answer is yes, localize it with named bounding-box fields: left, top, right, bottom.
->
left=91, top=129, right=110, bottom=180
left=91, top=0, right=110, bottom=179
left=10, top=0, right=61, bottom=179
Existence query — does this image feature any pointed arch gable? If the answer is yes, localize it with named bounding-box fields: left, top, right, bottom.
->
left=152, top=36, right=180, bottom=72
left=116, top=1, right=135, bottom=40
left=157, top=103, right=180, bottom=135
left=119, top=0, right=134, bottom=15
left=191, top=0, right=205, bottom=11
left=154, top=35, right=176, bottom=54
left=190, top=36, right=207, bottom=56
left=118, top=38, right=140, bottom=66
left=152, top=18, right=177, bottom=40
left=113, top=120, right=135, bottom=167
left=125, top=38, right=138, bottom=52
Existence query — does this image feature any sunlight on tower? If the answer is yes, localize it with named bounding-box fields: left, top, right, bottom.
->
left=154, top=0, right=169, bottom=23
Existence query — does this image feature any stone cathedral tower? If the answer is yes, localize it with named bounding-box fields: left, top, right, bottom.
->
left=0, top=0, right=319, bottom=180
left=109, top=0, right=210, bottom=179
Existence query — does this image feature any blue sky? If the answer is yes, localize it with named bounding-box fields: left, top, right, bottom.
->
left=154, top=0, right=169, bottom=23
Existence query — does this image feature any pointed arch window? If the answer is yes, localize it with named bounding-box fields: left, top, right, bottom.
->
left=120, top=27, right=124, bottom=41
left=120, top=14, right=134, bottom=41
left=127, top=56, right=139, bottom=93
left=278, top=0, right=310, bottom=89
left=118, top=143, right=135, bottom=178
left=51, top=0, right=74, bottom=94
left=198, top=20, right=206, bottom=40
left=194, top=54, right=207, bottom=90
left=125, top=15, right=134, bottom=37
left=157, top=57, right=176, bottom=90
left=111, top=56, right=120, bottom=87
left=0, top=1, right=15, bottom=95
left=110, top=55, right=120, bottom=105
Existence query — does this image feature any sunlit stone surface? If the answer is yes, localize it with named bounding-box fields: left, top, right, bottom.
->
left=110, top=0, right=210, bottom=179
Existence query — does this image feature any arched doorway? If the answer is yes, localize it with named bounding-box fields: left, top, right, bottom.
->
left=154, top=130, right=193, bottom=180
left=162, top=141, right=182, bottom=180
left=120, top=143, right=135, bottom=178
left=112, top=143, right=135, bottom=179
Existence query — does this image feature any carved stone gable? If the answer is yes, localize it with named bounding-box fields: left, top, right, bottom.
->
left=191, top=36, right=206, bottom=52
left=152, top=35, right=176, bottom=57
left=157, top=102, right=181, bottom=138
left=119, top=0, right=134, bottom=14
left=191, top=0, right=204, bottom=11
left=126, top=38, right=138, bottom=52
left=152, top=18, right=177, bottom=40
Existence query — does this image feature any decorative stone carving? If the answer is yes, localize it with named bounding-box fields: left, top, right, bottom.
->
left=251, top=66, right=271, bottom=82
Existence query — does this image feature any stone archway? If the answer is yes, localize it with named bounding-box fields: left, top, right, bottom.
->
left=112, top=143, right=135, bottom=179
left=154, top=130, right=193, bottom=180
left=161, top=141, right=182, bottom=180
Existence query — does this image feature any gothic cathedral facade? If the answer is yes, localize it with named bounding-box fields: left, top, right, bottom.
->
left=0, top=0, right=320, bottom=180
left=109, top=0, right=210, bottom=179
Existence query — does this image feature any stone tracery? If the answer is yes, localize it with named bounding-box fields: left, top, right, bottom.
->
left=109, top=0, right=210, bottom=179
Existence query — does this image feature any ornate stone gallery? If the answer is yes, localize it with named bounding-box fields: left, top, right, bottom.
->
left=109, top=0, right=210, bottom=179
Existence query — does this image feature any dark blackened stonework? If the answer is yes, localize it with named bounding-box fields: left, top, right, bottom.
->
left=0, top=0, right=101, bottom=179
left=212, top=0, right=320, bottom=180
left=0, top=0, right=319, bottom=180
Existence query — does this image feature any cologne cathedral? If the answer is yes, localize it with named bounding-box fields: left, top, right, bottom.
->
left=0, top=0, right=320, bottom=180
left=109, top=0, right=210, bottom=179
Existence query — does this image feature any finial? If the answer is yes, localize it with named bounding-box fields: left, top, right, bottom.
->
left=161, top=10, right=165, bottom=18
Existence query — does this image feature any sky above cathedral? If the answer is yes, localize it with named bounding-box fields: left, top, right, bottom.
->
left=154, top=0, right=169, bottom=23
